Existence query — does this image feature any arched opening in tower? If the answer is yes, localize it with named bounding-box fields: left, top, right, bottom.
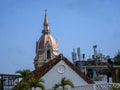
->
left=47, top=50, right=51, bottom=59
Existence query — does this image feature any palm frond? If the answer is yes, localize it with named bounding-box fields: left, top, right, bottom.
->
left=53, top=77, right=74, bottom=90
left=37, top=83, right=45, bottom=90
left=53, top=83, right=61, bottom=90
left=64, top=79, right=74, bottom=88
left=16, top=69, right=31, bottom=79
left=28, top=78, right=45, bottom=90
left=39, top=79, right=44, bottom=83
left=16, top=82, right=29, bottom=90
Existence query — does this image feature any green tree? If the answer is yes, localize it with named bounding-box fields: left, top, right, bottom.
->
left=28, top=78, right=45, bottom=90
left=114, top=52, right=120, bottom=82
left=13, top=69, right=32, bottom=90
left=114, top=52, right=120, bottom=65
left=112, top=86, right=120, bottom=90
left=16, top=69, right=32, bottom=79
left=102, top=69, right=112, bottom=83
left=15, top=82, right=28, bottom=90
left=14, top=69, right=45, bottom=90
left=53, top=77, right=74, bottom=90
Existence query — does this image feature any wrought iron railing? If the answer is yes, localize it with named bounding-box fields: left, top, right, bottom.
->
left=46, top=83, right=120, bottom=90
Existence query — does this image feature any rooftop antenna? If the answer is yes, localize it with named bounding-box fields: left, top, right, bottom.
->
left=77, top=48, right=83, bottom=69
left=77, top=48, right=81, bottom=61
left=72, top=52, right=74, bottom=63
left=93, top=45, right=97, bottom=60
left=72, top=48, right=77, bottom=64
left=82, top=53, right=85, bottom=61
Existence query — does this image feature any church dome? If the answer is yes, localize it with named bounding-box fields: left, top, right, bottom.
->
left=37, top=34, right=58, bottom=55
left=34, top=11, right=59, bottom=69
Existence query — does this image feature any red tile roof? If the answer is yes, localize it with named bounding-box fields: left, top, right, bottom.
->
left=32, top=54, right=94, bottom=84
left=12, top=54, right=94, bottom=90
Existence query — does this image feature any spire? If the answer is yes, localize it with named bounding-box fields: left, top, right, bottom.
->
left=42, top=10, right=50, bottom=34
left=44, top=10, right=49, bottom=26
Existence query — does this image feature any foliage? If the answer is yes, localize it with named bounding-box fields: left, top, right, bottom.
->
left=114, top=52, right=120, bottom=82
left=114, top=52, right=120, bottom=65
left=14, top=69, right=45, bottom=90
left=102, top=69, right=112, bottom=83
left=28, top=78, right=45, bottom=90
left=15, top=82, right=29, bottom=90
left=16, top=69, right=32, bottom=79
left=116, top=69, right=120, bottom=83
left=111, top=86, right=120, bottom=90
left=102, top=69, right=112, bottom=76
left=53, top=77, right=74, bottom=90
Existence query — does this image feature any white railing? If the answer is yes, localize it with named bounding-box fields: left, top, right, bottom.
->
left=70, top=83, right=120, bottom=90
left=46, top=83, right=120, bottom=90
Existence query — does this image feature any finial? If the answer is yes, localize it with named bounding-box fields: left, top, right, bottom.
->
left=42, top=9, right=50, bottom=34
left=44, top=9, right=48, bottom=26
left=45, top=9, right=47, bottom=15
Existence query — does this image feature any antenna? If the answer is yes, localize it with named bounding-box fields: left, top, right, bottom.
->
left=77, top=48, right=81, bottom=61
left=82, top=53, right=85, bottom=61
left=72, top=48, right=77, bottom=64
left=93, top=45, right=97, bottom=60
left=73, top=48, right=77, bottom=61
left=72, top=52, right=75, bottom=63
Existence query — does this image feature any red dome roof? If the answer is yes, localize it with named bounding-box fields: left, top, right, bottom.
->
left=37, top=34, right=58, bottom=55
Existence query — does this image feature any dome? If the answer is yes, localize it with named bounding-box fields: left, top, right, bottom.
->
left=37, top=34, right=58, bottom=55
left=34, top=11, right=59, bottom=69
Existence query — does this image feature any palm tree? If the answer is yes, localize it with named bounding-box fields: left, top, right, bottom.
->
left=53, top=77, right=74, bottom=90
left=114, top=52, right=120, bottom=65
left=16, top=69, right=32, bottom=79
left=28, top=78, right=45, bottom=90
left=114, top=52, right=120, bottom=82
left=14, top=69, right=45, bottom=90
left=13, top=69, right=32, bottom=90
left=102, top=69, right=112, bottom=83
left=15, top=82, right=29, bottom=90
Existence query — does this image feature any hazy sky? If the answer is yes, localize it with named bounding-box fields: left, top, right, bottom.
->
left=0, top=0, right=120, bottom=74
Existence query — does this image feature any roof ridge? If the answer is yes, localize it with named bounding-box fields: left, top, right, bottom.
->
left=61, top=56, right=94, bottom=84
left=33, top=54, right=94, bottom=84
left=33, top=55, right=61, bottom=79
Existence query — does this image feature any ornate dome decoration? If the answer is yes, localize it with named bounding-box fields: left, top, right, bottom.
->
left=34, top=11, right=59, bottom=69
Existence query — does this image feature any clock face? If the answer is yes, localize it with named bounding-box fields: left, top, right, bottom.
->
left=57, top=65, right=66, bottom=74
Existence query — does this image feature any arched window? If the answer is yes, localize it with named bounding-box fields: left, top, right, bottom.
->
left=47, top=50, right=51, bottom=59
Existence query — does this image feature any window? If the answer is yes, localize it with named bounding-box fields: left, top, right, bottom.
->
left=47, top=50, right=51, bottom=59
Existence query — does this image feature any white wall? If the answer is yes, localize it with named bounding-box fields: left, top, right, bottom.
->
left=36, top=60, right=88, bottom=90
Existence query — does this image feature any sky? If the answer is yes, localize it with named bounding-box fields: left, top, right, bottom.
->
left=0, top=0, right=120, bottom=74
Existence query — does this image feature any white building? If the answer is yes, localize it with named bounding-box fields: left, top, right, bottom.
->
left=12, top=11, right=94, bottom=90
left=32, top=54, right=94, bottom=89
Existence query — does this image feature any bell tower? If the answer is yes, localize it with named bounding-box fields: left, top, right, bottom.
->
left=34, top=11, right=59, bottom=69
